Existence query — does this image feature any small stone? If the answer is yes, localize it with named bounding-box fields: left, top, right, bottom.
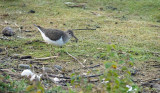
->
left=50, top=22, right=53, bottom=24
left=0, top=48, right=3, bottom=53
left=41, top=67, right=53, bottom=73
left=28, top=10, right=35, bottom=13
left=20, top=55, right=32, bottom=59
left=2, top=27, right=15, bottom=36
left=19, top=64, right=30, bottom=69
left=54, top=65, right=63, bottom=71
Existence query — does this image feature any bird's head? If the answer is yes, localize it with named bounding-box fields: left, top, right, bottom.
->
left=66, top=30, right=78, bottom=42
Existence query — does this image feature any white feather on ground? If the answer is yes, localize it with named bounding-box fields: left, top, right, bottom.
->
left=21, top=69, right=42, bottom=81
left=21, top=69, right=34, bottom=77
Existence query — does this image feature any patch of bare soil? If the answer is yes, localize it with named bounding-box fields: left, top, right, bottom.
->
left=133, top=61, right=160, bottom=93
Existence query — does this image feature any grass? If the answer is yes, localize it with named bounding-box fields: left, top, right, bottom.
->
left=0, top=0, right=160, bottom=92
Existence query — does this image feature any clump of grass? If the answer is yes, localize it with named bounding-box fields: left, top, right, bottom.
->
left=0, top=75, right=27, bottom=92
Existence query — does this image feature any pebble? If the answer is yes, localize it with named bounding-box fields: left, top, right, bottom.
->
left=0, top=48, right=3, bottom=53
left=2, top=27, right=15, bottom=36
left=19, top=64, right=30, bottom=69
left=54, top=65, right=63, bottom=71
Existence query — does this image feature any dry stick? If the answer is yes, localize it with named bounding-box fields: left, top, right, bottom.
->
left=14, top=23, right=20, bottom=28
left=66, top=51, right=85, bottom=68
left=87, top=64, right=101, bottom=69
left=72, top=28, right=96, bottom=30
left=34, top=56, right=58, bottom=61
left=66, top=52, right=101, bottom=74
left=83, top=73, right=103, bottom=78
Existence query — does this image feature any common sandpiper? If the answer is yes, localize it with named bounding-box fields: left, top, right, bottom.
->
left=34, top=24, right=78, bottom=46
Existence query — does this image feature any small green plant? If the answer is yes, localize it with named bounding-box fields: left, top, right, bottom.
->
left=26, top=81, right=44, bottom=93
left=101, top=61, right=138, bottom=93
left=65, top=44, right=139, bottom=92
left=0, top=75, right=26, bottom=92
left=95, top=44, right=119, bottom=60
left=99, top=44, right=139, bottom=93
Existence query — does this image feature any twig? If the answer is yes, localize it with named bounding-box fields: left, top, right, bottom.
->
left=82, top=74, right=103, bottom=78
left=72, top=28, right=96, bottom=30
left=34, top=56, right=58, bottom=61
left=65, top=52, right=85, bottom=68
left=100, top=65, right=105, bottom=69
left=14, top=23, right=20, bottom=28
left=86, top=64, right=100, bottom=69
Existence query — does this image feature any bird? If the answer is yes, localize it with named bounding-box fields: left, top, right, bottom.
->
left=34, top=24, right=78, bottom=46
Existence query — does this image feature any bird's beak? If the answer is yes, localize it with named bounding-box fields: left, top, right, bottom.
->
left=73, top=35, right=78, bottom=42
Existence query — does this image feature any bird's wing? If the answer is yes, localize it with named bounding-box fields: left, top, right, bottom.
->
left=44, top=29, right=65, bottom=41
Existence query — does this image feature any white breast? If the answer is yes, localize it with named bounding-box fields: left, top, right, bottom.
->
left=38, top=28, right=65, bottom=46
